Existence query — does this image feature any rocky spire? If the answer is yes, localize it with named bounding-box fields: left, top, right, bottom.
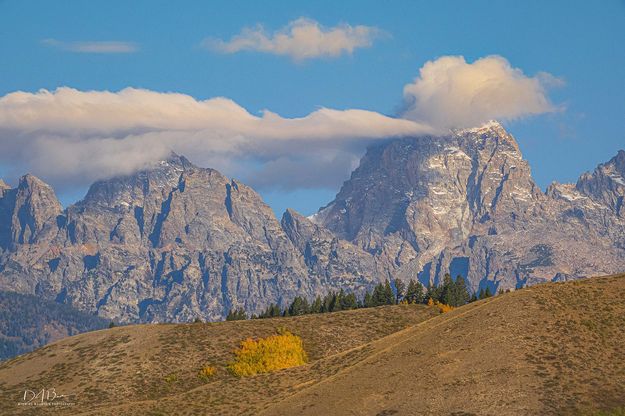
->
left=576, top=149, right=625, bottom=216
left=0, top=174, right=62, bottom=249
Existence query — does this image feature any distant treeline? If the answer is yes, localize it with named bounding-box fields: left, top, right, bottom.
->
left=0, top=291, right=109, bottom=360
left=226, top=274, right=494, bottom=321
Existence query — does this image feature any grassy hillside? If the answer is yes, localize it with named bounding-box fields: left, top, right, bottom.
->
left=268, top=274, right=625, bottom=416
left=0, top=291, right=109, bottom=361
left=0, top=275, right=624, bottom=415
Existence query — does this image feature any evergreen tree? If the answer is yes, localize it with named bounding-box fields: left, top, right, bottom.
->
left=484, top=286, right=493, bottom=298
left=363, top=291, right=374, bottom=308
left=394, top=278, right=406, bottom=304
left=450, top=275, right=470, bottom=307
left=426, top=283, right=443, bottom=303
left=288, top=296, right=309, bottom=316
left=226, top=307, right=247, bottom=321
left=340, top=292, right=358, bottom=310
left=261, top=303, right=281, bottom=318
left=323, top=292, right=338, bottom=312
left=404, top=279, right=424, bottom=304
left=371, top=283, right=386, bottom=306
left=384, top=280, right=395, bottom=305
left=335, top=289, right=346, bottom=312
left=441, top=273, right=455, bottom=306
left=310, top=296, right=323, bottom=314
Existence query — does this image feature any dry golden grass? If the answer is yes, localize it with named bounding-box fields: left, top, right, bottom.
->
left=0, top=274, right=624, bottom=415
left=0, top=303, right=436, bottom=415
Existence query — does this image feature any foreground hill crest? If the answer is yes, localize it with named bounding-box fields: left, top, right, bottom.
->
left=1, top=123, right=624, bottom=323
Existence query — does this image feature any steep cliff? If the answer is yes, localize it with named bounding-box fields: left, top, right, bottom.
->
left=0, top=155, right=380, bottom=323
left=312, top=121, right=625, bottom=292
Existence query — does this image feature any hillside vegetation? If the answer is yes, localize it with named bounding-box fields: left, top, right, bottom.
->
left=0, top=291, right=109, bottom=361
left=0, top=274, right=624, bottom=415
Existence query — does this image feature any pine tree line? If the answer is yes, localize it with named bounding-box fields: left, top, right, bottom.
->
left=225, top=274, right=494, bottom=321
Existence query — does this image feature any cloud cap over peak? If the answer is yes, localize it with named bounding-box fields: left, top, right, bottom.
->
left=401, top=55, right=563, bottom=130
left=0, top=55, right=562, bottom=199
left=0, top=87, right=431, bottom=193
left=203, top=17, right=384, bottom=61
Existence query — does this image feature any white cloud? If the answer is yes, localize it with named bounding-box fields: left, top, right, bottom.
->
left=0, top=87, right=431, bottom=193
left=42, top=39, right=138, bottom=53
left=0, top=55, right=562, bottom=197
left=203, top=18, right=383, bottom=61
left=401, top=55, right=562, bottom=129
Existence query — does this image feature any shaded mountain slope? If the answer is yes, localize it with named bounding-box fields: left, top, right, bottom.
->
left=0, top=291, right=108, bottom=361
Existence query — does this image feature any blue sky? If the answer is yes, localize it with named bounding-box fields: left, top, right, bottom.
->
left=1, top=0, right=624, bottom=215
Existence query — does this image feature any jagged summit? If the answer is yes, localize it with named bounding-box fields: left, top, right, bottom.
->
left=156, top=151, right=195, bottom=169
left=453, top=119, right=504, bottom=134
left=312, top=124, right=625, bottom=291
left=575, top=149, right=625, bottom=216
left=0, top=173, right=61, bottom=250
left=0, top=156, right=381, bottom=322
left=1, top=131, right=625, bottom=324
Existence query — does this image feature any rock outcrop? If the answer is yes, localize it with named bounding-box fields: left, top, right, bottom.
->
left=311, top=121, right=625, bottom=292
left=0, top=155, right=381, bottom=323
left=1, top=122, right=624, bottom=322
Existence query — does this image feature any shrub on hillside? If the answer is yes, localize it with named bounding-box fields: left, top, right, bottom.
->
left=427, top=298, right=454, bottom=314
left=228, top=330, right=307, bottom=376
left=198, top=365, right=216, bottom=381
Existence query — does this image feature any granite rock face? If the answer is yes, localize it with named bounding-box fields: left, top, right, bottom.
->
left=575, top=150, right=625, bottom=217
left=311, top=121, right=625, bottom=293
left=0, top=155, right=380, bottom=323
left=0, top=174, right=62, bottom=250
left=1, top=122, right=624, bottom=322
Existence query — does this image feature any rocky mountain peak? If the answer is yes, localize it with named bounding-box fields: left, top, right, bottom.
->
left=76, top=152, right=197, bottom=210
left=575, top=150, right=625, bottom=216
left=281, top=208, right=322, bottom=251
left=316, top=122, right=540, bottom=254
left=0, top=174, right=62, bottom=249
left=1, top=133, right=625, bottom=325
left=312, top=123, right=625, bottom=292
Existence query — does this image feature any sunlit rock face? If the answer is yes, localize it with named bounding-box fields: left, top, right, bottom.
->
left=0, top=155, right=382, bottom=323
left=313, top=121, right=625, bottom=293
left=1, top=122, right=624, bottom=323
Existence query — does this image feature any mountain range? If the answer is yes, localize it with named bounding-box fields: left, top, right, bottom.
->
left=1, top=121, right=624, bottom=324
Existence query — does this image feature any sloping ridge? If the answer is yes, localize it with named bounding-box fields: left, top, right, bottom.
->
left=0, top=275, right=623, bottom=415
left=263, top=274, right=625, bottom=416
